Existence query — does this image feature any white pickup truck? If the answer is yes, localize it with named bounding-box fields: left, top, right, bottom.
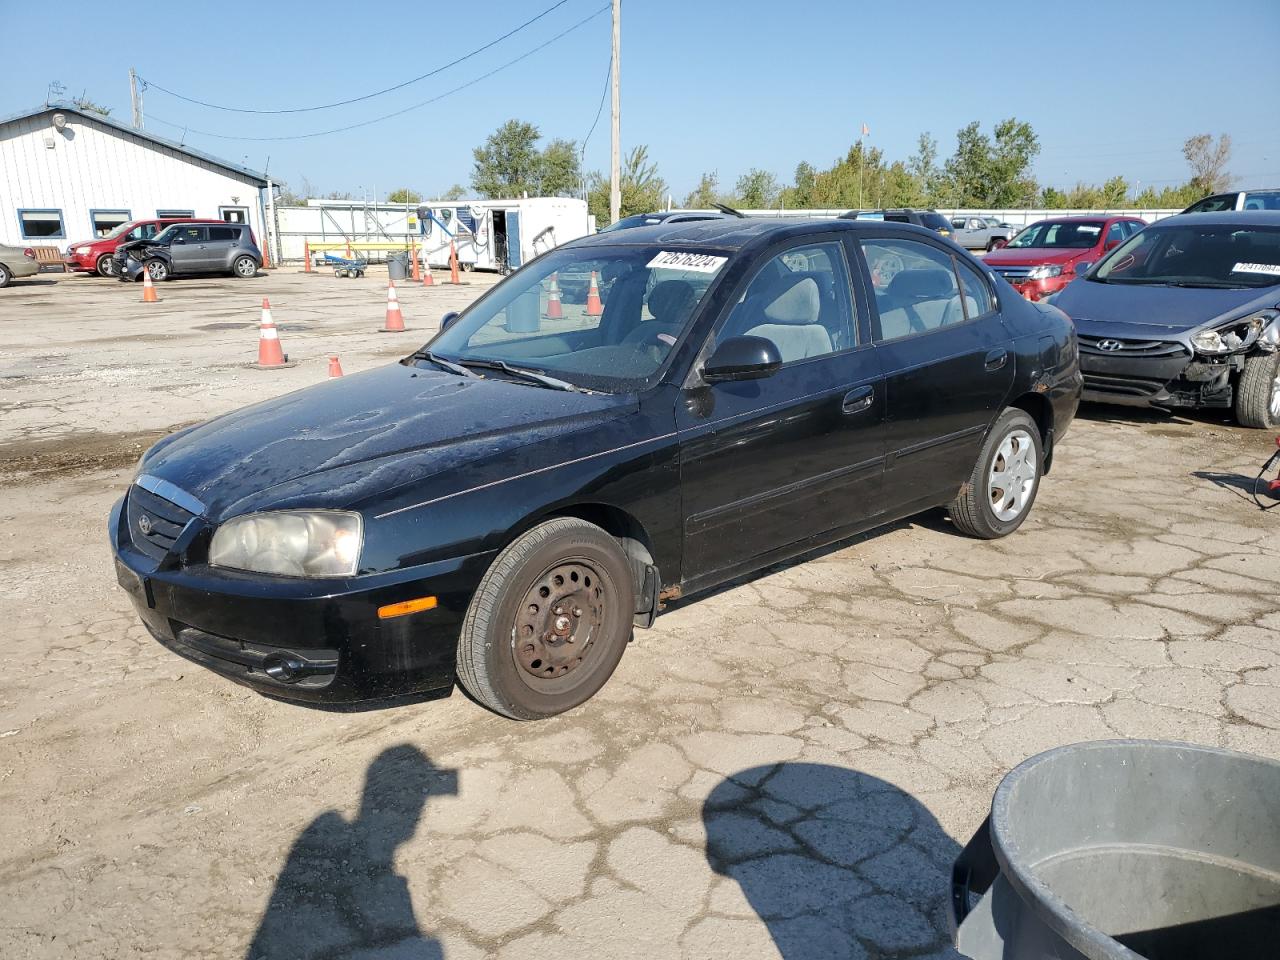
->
left=949, top=216, right=1017, bottom=251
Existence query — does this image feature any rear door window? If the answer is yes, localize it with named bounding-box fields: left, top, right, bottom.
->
left=861, top=238, right=966, bottom=341
left=207, top=226, right=237, bottom=242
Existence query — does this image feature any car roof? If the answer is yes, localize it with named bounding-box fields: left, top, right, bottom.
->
left=1150, top=210, right=1280, bottom=228
left=568, top=216, right=942, bottom=252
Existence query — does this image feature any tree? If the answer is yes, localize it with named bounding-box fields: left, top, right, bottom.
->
left=586, top=145, right=667, bottom=225
left=472, top=119, right=543, bottom=198
left=438, top=184, right=467, bottom=201
left=1183, top=134, right=1232, bottom=195
left=387, top=187, right=422, bottom=204
left=907, top=133, right=941, bottom=204
left=683, top=171, right=722, bottom=208
left=943, top=118, right=1039, bottom=206
left=733, top=168, right=781, bottom=208
left=539, top=138, right=583, bottom=197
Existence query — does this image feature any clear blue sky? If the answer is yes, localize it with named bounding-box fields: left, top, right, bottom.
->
left=4, top=0, right=1278, bottom=201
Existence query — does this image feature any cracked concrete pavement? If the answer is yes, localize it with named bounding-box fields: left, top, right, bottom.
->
left=1, top=268, right=1278, bottom=958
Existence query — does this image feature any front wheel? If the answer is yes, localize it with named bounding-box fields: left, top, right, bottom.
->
left=987, top=237, right=1008, bottom=251
left=144, top=259, right=168, bottom=282
left=949, top=409, right=1043, bottom=539
left=456, top=518, right=634, bottom=720
left=1234, top=353, right=1280, bottom=429
left=96, top=254, right=116, bottom=277
left=232, top=255, right=258, bottom=279
left=0, top=264, right=11, bottom=288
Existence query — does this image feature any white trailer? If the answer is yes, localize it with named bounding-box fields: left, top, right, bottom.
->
left=415, top=197, right=590, bottom=272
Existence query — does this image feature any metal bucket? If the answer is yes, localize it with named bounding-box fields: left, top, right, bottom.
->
left=952, top=740, right=1280, bottom=960
left=387, top=252, right=410, bottom=281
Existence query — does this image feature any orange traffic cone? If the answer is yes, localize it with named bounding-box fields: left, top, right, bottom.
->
left=410, top=241, right=421, bottom=283
left=254, top=298, right=289, bottom=368
left=448, top=241, right=462, bottom=284
left=546, top=272, right=563, bottom=319
left=328, top=355, right=344, bottom=378
left=141, top=268, right=159, bottom=303
left=380, top=278, right=406, bottom=332
left=421, top=262, right=434, bottom=287
left=585, top=270, right=603, bottom=317
left=304, top=241, right=312, bottom=274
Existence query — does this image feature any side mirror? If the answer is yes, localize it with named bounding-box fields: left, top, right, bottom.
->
left=703, top=335, right=782, bottom=383
left=439, top=311, right=460, bottom=330
left=1074, top=261, right=1093, bottom=276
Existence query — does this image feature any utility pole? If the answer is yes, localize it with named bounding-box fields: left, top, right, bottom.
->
left=609, top=0, right=621, bottom=224
left=129, top=68, right=143, bottom=129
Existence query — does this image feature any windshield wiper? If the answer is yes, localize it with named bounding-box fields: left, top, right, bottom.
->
left=454, top=357, right=580, bottom=392
left=411, top=350, right=479, bottom=378
left=1163, top=280, right=1251, bottom=289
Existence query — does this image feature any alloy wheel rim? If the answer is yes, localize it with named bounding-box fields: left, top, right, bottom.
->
left=236, top=258, right=254, bottom=276
left=1270, top=370, right=1280, bottom=420
left=513, top=560, right=606, bottom=686
left=148, top=262, right=165, bottom=280
left=988, top=428, right=1037, bottom=522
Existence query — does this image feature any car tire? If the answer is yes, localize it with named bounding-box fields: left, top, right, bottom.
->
left=1234, top=353, right=1280, bottom=430
left=949, top=408, right=1043, bottom=539
left=456, top=517, right=634, bottom=720
left=96, top=254, right=115, bottom=277
left=0, top=264, right=10, bottom=288
left=987, top=237, right=1007, bottom=251
left=232, top=255, right=257, bottom=279
left=144, top=259, right=169, bottom=282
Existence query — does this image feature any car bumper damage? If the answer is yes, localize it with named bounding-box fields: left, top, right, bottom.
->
left=1079, top=338, right=1250, bottom=409
left=109, top=493, right=491, bottom=704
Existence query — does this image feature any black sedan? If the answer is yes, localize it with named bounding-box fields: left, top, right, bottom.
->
left=110, top=218, right=1080, bottom=719
left=1053, top=211, right=1280, bottom=428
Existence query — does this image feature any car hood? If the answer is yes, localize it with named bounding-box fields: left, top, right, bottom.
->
left=1054, top=279, right=1276, bottom=334
left=985, top=247, right=1092, bottom=266
left=140, top=363, right=633, bottom=518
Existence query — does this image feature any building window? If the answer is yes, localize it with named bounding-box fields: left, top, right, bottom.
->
left=219, top=206, right=249, bottom=224
left=18, top=209, right=65, bottom=240
left=90, top=209, right=131, bottom=237
left=156, top=209, right=194, bottom=219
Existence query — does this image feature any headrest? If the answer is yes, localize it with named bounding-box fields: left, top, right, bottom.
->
left=648, top=279, right=696, bottom=322
left=763, top=277, right=820, bottom=325
left=887, top=269, right=955, bottom=301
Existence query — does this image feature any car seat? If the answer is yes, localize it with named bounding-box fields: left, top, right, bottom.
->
left=620, top=278, right=697, bottom=352
left=877, top=269, right=958, bottom=339
left=741, top=276, right=831, bottom=363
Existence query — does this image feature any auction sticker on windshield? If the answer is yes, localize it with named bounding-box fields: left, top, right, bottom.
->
left=1233, top=262, right=1280, bottom=276
left=647, top=251, right=728, bottom=273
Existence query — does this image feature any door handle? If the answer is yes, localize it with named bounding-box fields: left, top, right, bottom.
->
left=842, top=384, right=875, bottom=414
left=984, top=349, right=1008, bottom=372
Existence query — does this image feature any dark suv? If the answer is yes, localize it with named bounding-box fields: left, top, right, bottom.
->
left=840, top=208, right=956, bottom=241
left=115, top=223, right=261, bottom=281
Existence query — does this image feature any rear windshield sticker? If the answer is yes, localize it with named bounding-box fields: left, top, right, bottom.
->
left=1233, top=262, right=1280, bottom=276
left=647, top=251, right=728, bottom=273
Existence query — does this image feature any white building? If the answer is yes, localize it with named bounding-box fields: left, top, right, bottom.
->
left=0, top=103, right=268, bottom=250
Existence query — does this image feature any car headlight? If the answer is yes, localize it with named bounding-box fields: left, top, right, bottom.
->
left=1190, top=310, right=1279, bottom=355
left=210, top=510, right=363, bottom=577
left=1026, top=264, right=1063, bottom=281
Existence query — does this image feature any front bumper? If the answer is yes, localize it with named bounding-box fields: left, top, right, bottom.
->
left=65, top=250, right=100, bottom=272
left=1079, top=344, right=1240, bottom=409
left=109, top=494, right=495, bottom=704
left=1008, top=275, right=1070, bottom=302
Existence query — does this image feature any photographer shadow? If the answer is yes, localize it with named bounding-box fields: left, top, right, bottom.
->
left=246, top=744, right=458, bottom=960
left=704, top=762, right=963, bottom=959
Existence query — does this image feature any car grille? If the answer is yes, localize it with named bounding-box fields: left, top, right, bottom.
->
left=1082, top=373, right=1168, bottom=398
left=1077, top=335, right=1188, bottom=359
left=992, top=265, right=1035, bottom=281
left=127, top=483, right=195, bottom=561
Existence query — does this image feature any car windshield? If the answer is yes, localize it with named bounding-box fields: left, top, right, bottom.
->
left=598, top=214, right=665, bottom=233
left=1006, top=221, right=1103, bottom=249
left=103, top=221, right=136, bottom=240
left=1092, top=223, right=1280, bottom=289
left=151, top=225, right=182, bottom=244
left=424, top=244, right=730, bottom=392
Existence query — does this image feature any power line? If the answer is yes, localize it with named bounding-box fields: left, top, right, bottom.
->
left=140, top=0, right=575, bottom=115
left=581, top=52, right=612, bottom=159
left=148, top=6, right=609, bottom=143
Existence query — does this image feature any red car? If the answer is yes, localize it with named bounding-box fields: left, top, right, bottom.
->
left=984, top=215, right=1146, bottom=301
left=64, top=217, right=228, bottom=277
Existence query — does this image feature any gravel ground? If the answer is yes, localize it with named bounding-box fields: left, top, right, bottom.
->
left=1, top=266, right=1277, bottom=959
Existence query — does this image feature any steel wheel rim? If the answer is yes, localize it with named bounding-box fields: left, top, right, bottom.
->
left=988, top=428, right=1037, bottom=522
left=512, top=559, right=607, bottom=689
left=236, top=257, right=255, bottom=277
